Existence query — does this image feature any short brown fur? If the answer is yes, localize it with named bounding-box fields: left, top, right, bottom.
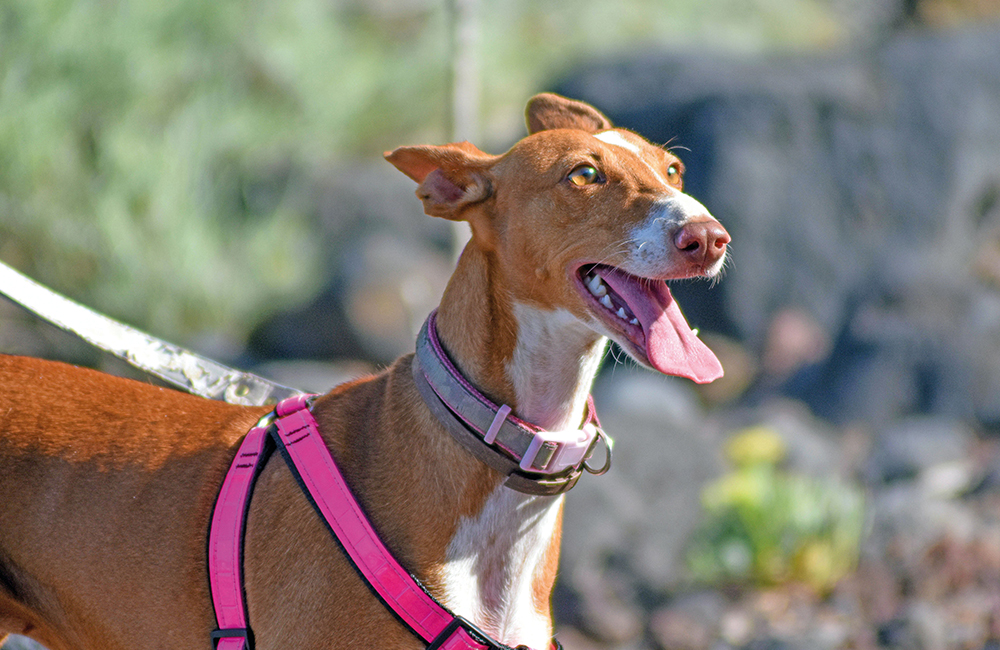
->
left=0, top=94, right=727, bottom=649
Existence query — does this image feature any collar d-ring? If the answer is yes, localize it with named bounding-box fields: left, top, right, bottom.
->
left=583, top=427, right=613, bottom=475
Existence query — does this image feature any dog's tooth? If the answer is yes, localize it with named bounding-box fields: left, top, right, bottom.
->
left=616, top=307, right=627, bottom=320
left=600, top=295, right=613, bottom=310
left=587, top=274, right=607, bottom=297
left=692, top=328, right=700, bottom=336
left=630, top=318, right=639, bottom=325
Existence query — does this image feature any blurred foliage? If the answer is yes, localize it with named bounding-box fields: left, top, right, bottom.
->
left=687, top=426, right=865, bottom=594
left=0, top=0, right=846, bottom=345
left=0, top=0, right=460, bottom=342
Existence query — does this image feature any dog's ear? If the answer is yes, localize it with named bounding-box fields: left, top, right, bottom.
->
left=385, top=142, right=495, bottom=221
left=525, top=93, right=613, bottom=135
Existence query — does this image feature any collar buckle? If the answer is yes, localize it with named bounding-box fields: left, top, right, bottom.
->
left=413, top=310, right=612, bottom=494
left=519, top=423, right=599, bottom=474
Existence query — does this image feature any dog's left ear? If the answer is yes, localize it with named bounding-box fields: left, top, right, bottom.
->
left=525, top=93, right=613, bottom=135
left=385, top=142, right=495, bottom=222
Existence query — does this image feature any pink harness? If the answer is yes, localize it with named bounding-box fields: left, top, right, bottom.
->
left=207, top=313, right=609, bottom=649
left=207, top=394, right=562, bottom=650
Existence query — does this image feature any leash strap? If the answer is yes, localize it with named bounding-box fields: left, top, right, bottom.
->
left=209, top=395, right=551, bottom=650
left=0, top=259, right=304, bottom=407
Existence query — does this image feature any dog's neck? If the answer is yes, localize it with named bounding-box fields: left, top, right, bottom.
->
left=428, top=242, right=605, bottom=646
left=435, top=244, right=607, bottom=431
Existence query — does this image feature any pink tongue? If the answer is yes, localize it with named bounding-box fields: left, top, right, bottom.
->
left=600, top=269, right=723, bottom=384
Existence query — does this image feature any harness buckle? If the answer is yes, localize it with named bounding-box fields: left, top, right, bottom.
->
left=427, top=616, right=503, bottom=650
left=211, top=627, right=254, bottom=650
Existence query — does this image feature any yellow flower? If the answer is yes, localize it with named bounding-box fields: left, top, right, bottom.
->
left=725, top=426, right=787, bottom=467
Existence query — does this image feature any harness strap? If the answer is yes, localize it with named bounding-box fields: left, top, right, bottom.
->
left=270, top=394, right=460, bottom=644
left=208, top=395, right=555, bottom=650
left=207, top=420, right=270, bottom=650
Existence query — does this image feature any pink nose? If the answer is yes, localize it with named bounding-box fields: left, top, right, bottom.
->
left=673, top=219, right=730, bottom=268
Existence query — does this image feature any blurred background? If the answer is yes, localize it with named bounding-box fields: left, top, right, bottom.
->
left=3, top=0, right=1000, bottom=648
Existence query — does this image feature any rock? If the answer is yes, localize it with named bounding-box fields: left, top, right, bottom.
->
left=0, top=299, right=102, bottom=367
left=559, top=366, right=723, bottom=599
left=876, top=617, right=915, bottom=648
left=249, top=162, right=454, bottom=364
left=867, top=417, right=975, bottom=485
left=651, top=590, right=729, bottom=650
left=720, top=607, right=755, bottom=647
left=551, top=626, right=609, bottom=650
left=864, top=481, right=979, bottom=568
left=906, top=600, right=948, bottom=650
left=650, top=607, right=713, bottom=650
left=575, top=580, right=644, bottom=645
left=553, top=27, right=1000, bottom=425
left=743, top=638, right=791, bottom=650
left=340, top=233, right=452, bottom=362
left=760, top=309, right=832, bottom=382
left=752, top=399, right=846, bottom=478
left=252, top=359, right=375, bottom=394
left=695, top=333, right=758, bottom=407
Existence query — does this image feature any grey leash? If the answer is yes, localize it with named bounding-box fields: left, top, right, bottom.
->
left=0, top=259, right=305, bottom=406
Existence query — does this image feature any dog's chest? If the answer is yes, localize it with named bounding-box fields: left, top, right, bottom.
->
left=439, top=485, right=563, bottom=648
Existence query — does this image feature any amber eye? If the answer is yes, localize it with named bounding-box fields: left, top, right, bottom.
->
left=568, top=165, right=602, bottom=186
left=666, top=164, right=682, bottom=187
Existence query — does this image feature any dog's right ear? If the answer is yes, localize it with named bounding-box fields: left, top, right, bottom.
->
left=385, top=142, right=495, bottom=222
left=525, top=93, right=613, bottom=135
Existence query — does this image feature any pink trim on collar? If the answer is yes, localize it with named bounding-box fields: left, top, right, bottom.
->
left=423, top=311, right=541, bottom=434
left=412, top=311, right=612, bottom=494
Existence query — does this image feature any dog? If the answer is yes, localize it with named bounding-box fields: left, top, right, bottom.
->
left=0, top=93, right=728, bottom=650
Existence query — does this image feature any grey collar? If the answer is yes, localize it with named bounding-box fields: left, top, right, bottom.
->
left=410, top=310, right=612, bottom=495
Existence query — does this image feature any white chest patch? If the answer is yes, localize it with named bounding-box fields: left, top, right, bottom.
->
left=440, top=485, right=563, bottom=648
left=507, top=303, right=605, bottom=431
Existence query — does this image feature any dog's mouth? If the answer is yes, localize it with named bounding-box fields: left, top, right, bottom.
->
left=575, top=263, right=723, bottom=383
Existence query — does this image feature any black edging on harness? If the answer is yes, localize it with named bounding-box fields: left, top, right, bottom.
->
left=206, top=431, right=274, bottom=650
left=207, top=415, right=560, bottom=650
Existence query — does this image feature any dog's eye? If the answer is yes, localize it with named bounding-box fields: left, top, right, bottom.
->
left=666, top=164, right=682, bottom=187
left=568, top=165, right=602, bottom=186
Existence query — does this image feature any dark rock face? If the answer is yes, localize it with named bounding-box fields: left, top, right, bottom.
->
left=248, top=162, right=455, bottom=365
left=554, top=27, right=1000, bottom=426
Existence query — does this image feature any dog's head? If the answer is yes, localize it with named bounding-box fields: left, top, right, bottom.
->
left=386, top=93, right=728, bottom=383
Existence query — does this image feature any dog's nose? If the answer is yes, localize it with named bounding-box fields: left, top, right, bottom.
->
left=673, top=219, right=730, bottom=268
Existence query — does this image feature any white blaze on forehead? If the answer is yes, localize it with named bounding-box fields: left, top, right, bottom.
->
left=594, top=130, right=670, bottom=186
left=594, top=130, right=642, bottom=154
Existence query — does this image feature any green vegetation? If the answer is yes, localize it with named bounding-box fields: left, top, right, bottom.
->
left=686, top=427, right=866, bottom=593
left=0, top=0, right=844, bottom=345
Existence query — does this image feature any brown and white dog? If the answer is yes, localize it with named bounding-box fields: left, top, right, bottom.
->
left=0, top=94, right=728, bottom=650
